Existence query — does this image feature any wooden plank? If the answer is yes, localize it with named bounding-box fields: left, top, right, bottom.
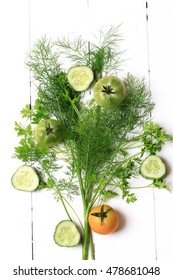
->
left=147, top=0, right=173, bottom=260
left=0, top=0, right=32, bottom=261
left=88, top=0, right=156, bottom=260
left=29, top=0, right=89, bottom=260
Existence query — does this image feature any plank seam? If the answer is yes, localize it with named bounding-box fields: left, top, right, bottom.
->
left=145, top=0, right=158, bottom=261
left=29, top=0, right=34, bottom=261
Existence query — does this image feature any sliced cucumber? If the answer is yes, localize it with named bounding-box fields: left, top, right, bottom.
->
left=54, top=220, right=81, bottom=247
left=11, top=165, right=39, bottom=192
left=67, top=66, right=94, bottom=91
left=140, top=155, right=166, bottom=179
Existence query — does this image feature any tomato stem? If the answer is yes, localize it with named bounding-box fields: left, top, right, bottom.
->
left=91, top=205, right=110, bottom=225
left=101, top=85, right=116, bottom=94
left=46, top=123, right=53, bottom=135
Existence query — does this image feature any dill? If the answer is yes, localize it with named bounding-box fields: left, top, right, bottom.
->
left=90, top=25, right=123, bottom=78
left=56, top=26, right=123, bottom=80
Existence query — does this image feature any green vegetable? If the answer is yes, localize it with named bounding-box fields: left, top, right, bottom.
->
left=67, top=66, right=94, bottom=91
left=54, top=220, right=81, bottom=247
left=11, top=165, right=39, bottom=192
left=93, top=76, right=126, bottom=108
left=13, top=27, right=173, bottom=260
left=140, top=155, right=166, bottom=179
left=34, top=119, right=62, bottom=147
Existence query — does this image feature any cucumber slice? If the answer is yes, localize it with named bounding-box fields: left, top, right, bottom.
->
left=140, top=155, right=166, bottom=179
left=67, top=66, right=94, bottom=91
left=54, top=220, right=81, bottom=247
left=11, top=165, right=39, bottom=192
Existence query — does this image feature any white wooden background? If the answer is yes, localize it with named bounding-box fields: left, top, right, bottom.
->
left=1, top=0, right=173, bottom=276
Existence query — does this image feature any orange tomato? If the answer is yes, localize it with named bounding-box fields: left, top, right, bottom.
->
left=88, top=204, right=119, bottom=235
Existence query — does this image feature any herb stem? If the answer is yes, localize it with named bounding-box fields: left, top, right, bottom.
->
left=40, top=162, right=73, bottom=221
left=76, top=167, right=87, bottom=213
left=57, top=190, right=72, bottom=221
left=123, top=143, right=143, bottom=150
left=68, top=97, right=83, bottom=121
left=118, top=151, right=141, bottom=164
left=82, top=220, right=91, bottom=260
left=62, top=196, right=84, bottom=231
left=89, top=232, right=95, bottom=260
left=129, top=183, right=153, bottom=189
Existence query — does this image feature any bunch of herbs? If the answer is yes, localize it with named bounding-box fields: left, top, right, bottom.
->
left=14, top=27, right=173, bottom=259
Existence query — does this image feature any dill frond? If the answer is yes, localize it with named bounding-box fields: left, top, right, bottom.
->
left=56, top=26, right=123, bottom=80
left=26, top=37, right=82, bottom=128
left=90, top=25, right=124, bottom=78
left=56, top=35, right=89, bottom=67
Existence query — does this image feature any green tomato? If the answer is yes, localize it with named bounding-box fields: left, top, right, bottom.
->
left=93, top=76, right=126, bottom=109
left=34, top=119, right=62, bottom=147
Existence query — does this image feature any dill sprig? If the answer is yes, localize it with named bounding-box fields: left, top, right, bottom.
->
left=27, top=36, right=60, bottom=83
left=26, top=36, right=82, bottom=129
left=56, top=26, right=123, bottom=80
left=56, top=35, right=89, bottom=67
left=90, top=25, right=123, bottom=79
